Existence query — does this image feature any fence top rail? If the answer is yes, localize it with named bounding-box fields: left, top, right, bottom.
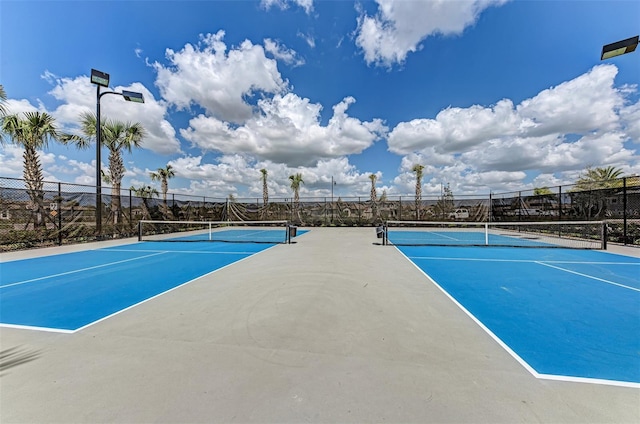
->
left=2, top=175, right=638, bottom=203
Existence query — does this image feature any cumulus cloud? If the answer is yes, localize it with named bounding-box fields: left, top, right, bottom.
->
left=388, top=64, right=638, bottom=194
left=153, top=31, right=287, bottom=124
left=617, top=99, right=640, bottom=142
left=2, top=98, right=41, bottom=116
left=180, top=94, right=387, bottom=167
left=355, top=0, right=509, bottom=67
left=165, top=154, right=381, bottom=199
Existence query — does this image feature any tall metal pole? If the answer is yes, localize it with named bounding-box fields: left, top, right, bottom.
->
left=96, top=84, right=102, bottom=237
left=331, top=176, right=334, bottom=223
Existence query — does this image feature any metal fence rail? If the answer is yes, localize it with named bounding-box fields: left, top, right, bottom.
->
left=1, top=175, right=638, bottom=251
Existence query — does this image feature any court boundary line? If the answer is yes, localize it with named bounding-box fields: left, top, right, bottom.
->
left=395, top=248, right=640, bottom=389
left=103, top=248, right=261, bottom=255
left=0, top=323, right=74, bottom=334
left=407, top=256, right=640, bottom=266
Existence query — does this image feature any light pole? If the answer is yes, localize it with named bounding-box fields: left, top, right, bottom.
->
left=90, top=69, right=144, bottom=237
left=331, top=176, right=336, bottom=224
left=599, top=36, right=637, bottom=244
left=601, top=35, right=638, bottom=60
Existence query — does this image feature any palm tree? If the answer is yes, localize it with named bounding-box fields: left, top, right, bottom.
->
left=369, top=173, right=378, bottom=221
left=0, top=84, right=7, bottom=118
left=289, top=173, right=304, bottom=224
left=412, top=164, right=424, bottom=220
left=2, top=112, right=87, bottom=228
left=260, top=169, right=269, bottom=206
left=571, top=166, right=625, bottom=219
left=0, top=84, right=7, bottom=143
left=150, top=164, right=175, bottom=217
left=289, top=173, right=304, bottom=205
left=369, top=174, right=377, bottom=202
left=575, top=166, right=624, bottom=190
left=130, top=185, right=158, bottom=220
left=80, top=112, right=146, bottom=225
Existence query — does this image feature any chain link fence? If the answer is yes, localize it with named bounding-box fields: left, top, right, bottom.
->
left=1, top=175, right=638, bottom=251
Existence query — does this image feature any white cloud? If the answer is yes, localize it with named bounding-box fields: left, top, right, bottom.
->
left=261, top=0, right=313, bottom=14
left=618, top=99, right=640, bottom=142
left=181, top=94, right=387, bottom=167
left=516, top=65, right=623, bottom=137
left=153, top=31, right=287, bottom=124
left=2, top=98, right=41, bottom=116
left=387, top=64, right=639, bottom=195
left=166, top=154, right=382, bottom=199
left=0, top=144, right=25, bottom=178
left=355, top=0, right=509, bottom=67
left=264, top=38, right=305, bottom=67
left=297, top=31, right=316, bottom=48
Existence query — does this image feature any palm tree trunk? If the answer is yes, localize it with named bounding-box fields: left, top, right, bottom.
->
left=23, top=146, right=45, bottom=228
left=109, top=150, right=124, bottom=225
left=415, top=180, right=422, bottom=220
left=161, top=179, right=169, bottom=217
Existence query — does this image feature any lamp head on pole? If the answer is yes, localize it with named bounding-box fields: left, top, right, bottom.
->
left=91, top=69, right=110, bottom=87
left=601, top=35, right=639, bottom=60
left=122, top=90, right=145, bottom=103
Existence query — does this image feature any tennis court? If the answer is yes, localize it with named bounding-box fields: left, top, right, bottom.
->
left=1, top=227, right=638, bottom=423
left=386, top=224, right=640, bottom=387
left=0, top=223, right=303, bottom=332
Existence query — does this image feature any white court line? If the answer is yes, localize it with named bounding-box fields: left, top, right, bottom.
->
left=534, top=261, right=640, bottom=292
left=0, top=251, right=168, bottom=289
left=0, top=323, right=74, bottom=334
left=408, top=256, right=640, bottom=266
left=104, top=248, right=257, bottom=255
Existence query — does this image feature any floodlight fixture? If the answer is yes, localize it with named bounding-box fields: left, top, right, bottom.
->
left=601, top=35, right=639, bottom=60
left=90, top=69, right=110, bottom=87
left=122, top=90, right=145, bottom=103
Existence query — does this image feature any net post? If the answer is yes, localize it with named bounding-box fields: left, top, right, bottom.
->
left=209, top=222, right=212, bottom=241
left=138, top=220, right=142, bottom=242
left=484, top=222, right=489, bottom=245
left=602, top=221, right=608, bottom=250
left=383, top=222, right=388, bottom=245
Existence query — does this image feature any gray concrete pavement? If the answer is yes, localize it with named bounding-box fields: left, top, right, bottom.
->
left=1, top=227, right=638, bottom=423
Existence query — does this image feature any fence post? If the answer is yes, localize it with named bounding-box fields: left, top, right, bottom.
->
left=558, top=185, right=562, bottom=221
left=623, top=177, right=628, bottom=245
left=324, top=197, right=327, bottom=226
left=518, top=191, right=522, bottom=221
left=57, top=182, right=62, bottom=246
left=489, top=192, right=492, bottom=222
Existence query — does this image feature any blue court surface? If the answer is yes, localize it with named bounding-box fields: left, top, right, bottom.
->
left=394, top=244, right=640, bottom=387
left=0, top=240, right=282, bottom=332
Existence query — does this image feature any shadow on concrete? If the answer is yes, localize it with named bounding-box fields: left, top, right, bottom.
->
left=0, top=346, right=42, bottom=376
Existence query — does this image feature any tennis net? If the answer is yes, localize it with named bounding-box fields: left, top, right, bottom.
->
left=383, top=220, right=606, bottom=249
left=138, top=220, right=293, bottom=244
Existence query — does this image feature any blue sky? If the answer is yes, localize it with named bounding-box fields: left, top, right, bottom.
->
left=1, top=0, right=639, bottom=200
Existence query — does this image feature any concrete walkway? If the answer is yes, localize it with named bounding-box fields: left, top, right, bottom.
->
left=1, top=227, right=638, bottom=423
